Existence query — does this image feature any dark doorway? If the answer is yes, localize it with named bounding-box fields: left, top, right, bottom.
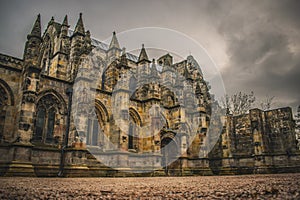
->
left=161, top=137, right=179, bottom=175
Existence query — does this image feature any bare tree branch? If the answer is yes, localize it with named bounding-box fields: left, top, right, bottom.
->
left=260, top=95, right=275, bottom=110
left=220, top=91, right=256, bottom=115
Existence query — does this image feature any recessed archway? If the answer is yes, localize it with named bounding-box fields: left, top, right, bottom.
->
left=161, top=134, right=179, bottom=175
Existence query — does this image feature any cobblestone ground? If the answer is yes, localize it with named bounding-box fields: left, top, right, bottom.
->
left=0, top=174, right=300, bottom=199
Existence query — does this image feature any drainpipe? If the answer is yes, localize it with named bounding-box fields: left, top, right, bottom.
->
left=58, top=87, right=73, bottom=177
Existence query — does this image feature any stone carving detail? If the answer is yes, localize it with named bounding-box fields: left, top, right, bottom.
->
left=0, top=54, right=23, bottom=69
left=22, top=92, right=36, bottom=103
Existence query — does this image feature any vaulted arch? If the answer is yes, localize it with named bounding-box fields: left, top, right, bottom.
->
left=158, top=111, right=169, bottom=129
left=129, top=107, right=142, bottom=126
left=160, top=130, right=176, bottom=141
left=95, top=99, right=109, bottom=122
left=160, top=132, right=180, bottom=175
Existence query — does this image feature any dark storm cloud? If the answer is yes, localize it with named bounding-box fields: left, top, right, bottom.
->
left=215, top=0, right=300, bottom=111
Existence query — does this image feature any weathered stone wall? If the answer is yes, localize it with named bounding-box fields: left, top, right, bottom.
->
left=0, top=54, right=23, bottom=142
left=212, top=107, right=300, bottom=175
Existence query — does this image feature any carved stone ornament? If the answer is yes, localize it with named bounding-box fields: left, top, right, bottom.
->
left=22, top=92, right=36, bottom=103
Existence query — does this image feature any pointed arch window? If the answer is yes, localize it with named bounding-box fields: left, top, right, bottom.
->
left=34, top=105, right=56, bottom=143
left=127, top=109, right=142, bottom=152
left=86, top=108, right=106, bottom=147
left=128, top=122, right=134, bottom=149
left=86, top=117, right=99, bottom=146
left=35, top=107, right=46, bottom=141
left=34, top=94, right=61, bottom=144
left=128, top=118, right=139, bottom=151
left=46, top=108, right=55, bottom=142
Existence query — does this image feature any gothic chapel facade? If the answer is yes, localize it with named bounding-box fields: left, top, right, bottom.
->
left=0, top=14, right=299, bottom=176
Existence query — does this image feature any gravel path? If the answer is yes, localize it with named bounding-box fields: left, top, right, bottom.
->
left=0, top=174, right=299, bottom=199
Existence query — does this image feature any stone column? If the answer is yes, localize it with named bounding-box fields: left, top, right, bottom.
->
left=6, top=67, right=41, bottom=176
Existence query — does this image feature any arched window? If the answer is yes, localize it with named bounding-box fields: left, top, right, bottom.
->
left=86, top=117, right=99, bottom=146
left=128, top=117, right=139, bottom=151
left=46, top=108, right=55, bottom=142
left=86, top=106, right=107, bottom=147
left=35, top=106, right=46, bottom=141
left=33, top=94, right=62, bottom=144
left=127, top=108, right=142, bottom=152
left=34, top=105, right=56, bottom=143
left=128, top=122, right=134, bottom=149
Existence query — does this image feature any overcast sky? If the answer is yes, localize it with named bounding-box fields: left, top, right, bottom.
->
left=0, top=0, right=299, bottom=113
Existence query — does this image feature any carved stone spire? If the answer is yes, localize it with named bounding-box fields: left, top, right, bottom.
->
left=28, top=14, right=41, bottom=39
left=24, top=14, right=42, bottom=63
left=62, top=15, right=68, bottom=27
left=109, top=31, right=120, bottom=49
left=74, top=13, right=85, bottom=35
left=138, top=44, right=150, bottom=63
left=60, top=15, right=69, bottom=37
